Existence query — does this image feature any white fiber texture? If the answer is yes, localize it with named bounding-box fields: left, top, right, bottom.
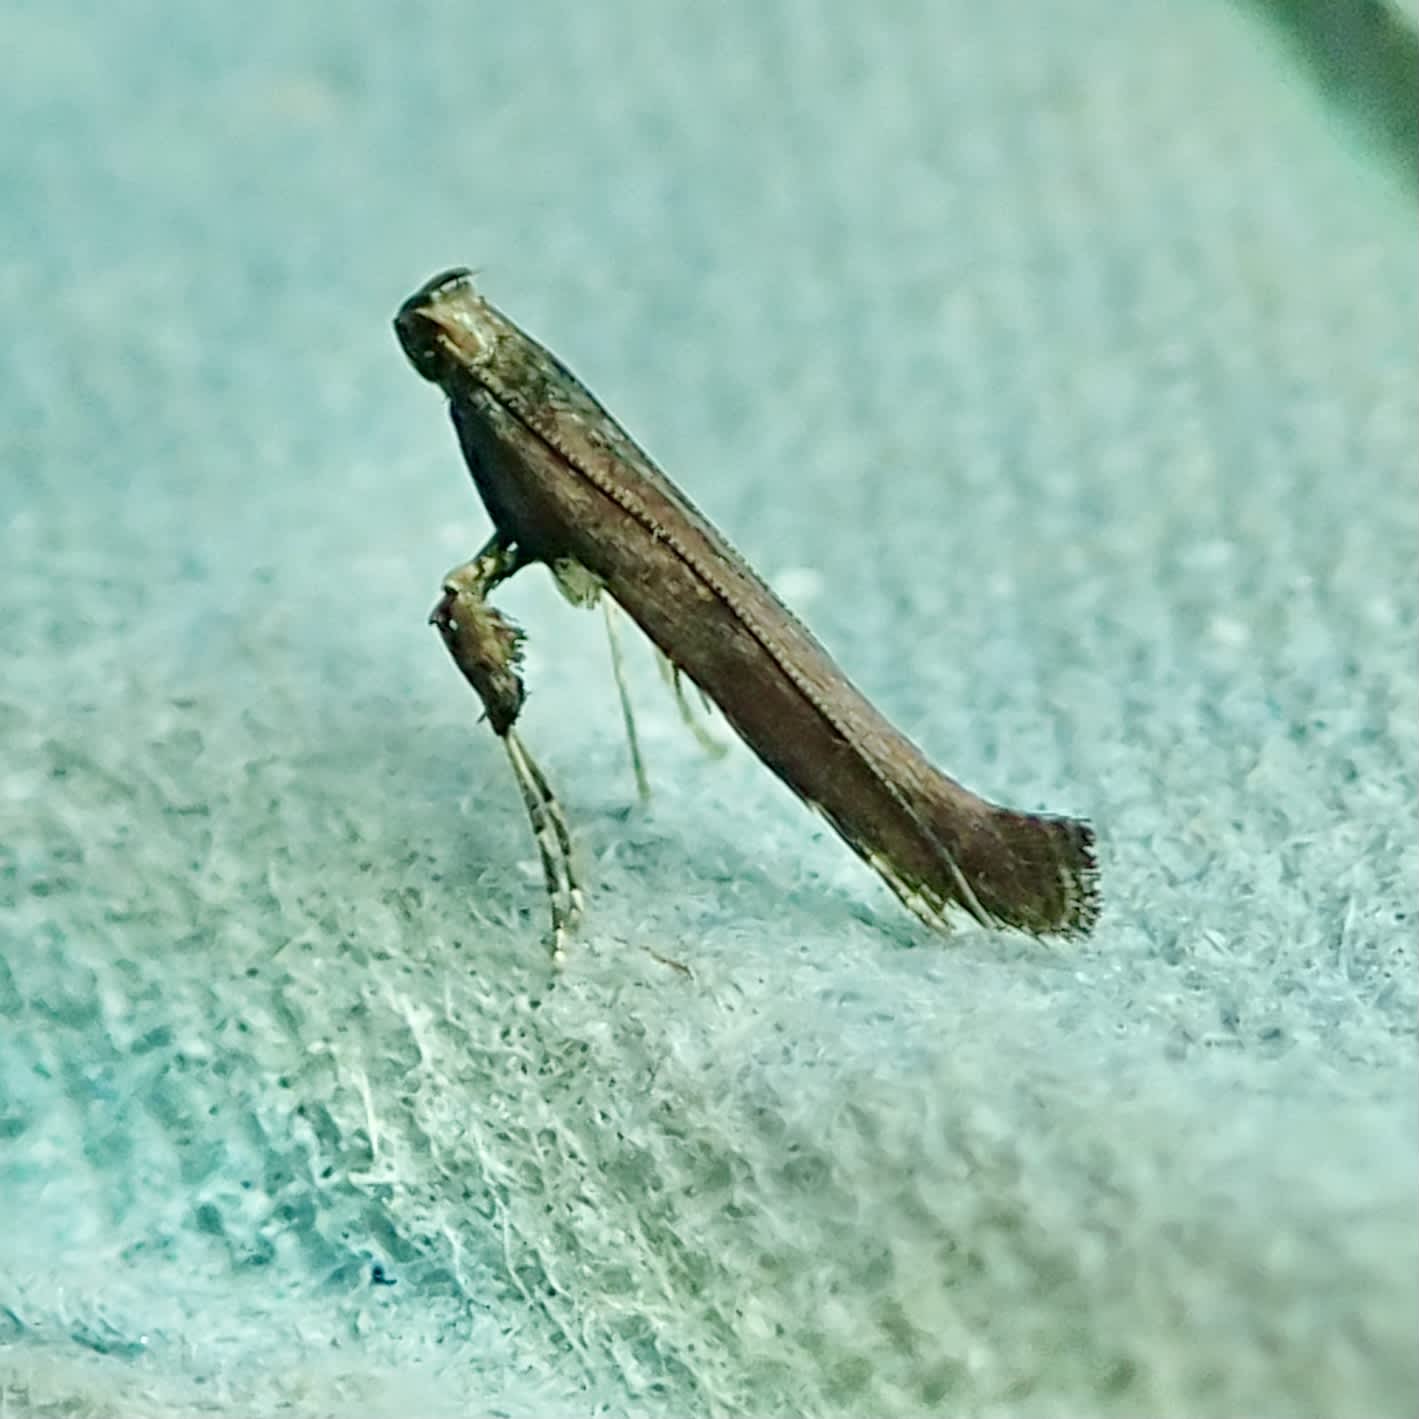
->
left=2, top=1, right=1415, bottom=1415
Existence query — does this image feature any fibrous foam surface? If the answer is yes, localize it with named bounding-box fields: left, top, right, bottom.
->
left=1, top=1, right=1415, bottom=1415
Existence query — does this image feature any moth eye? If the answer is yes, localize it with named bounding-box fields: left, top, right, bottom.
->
left=393, top=301, right=453, bottom=382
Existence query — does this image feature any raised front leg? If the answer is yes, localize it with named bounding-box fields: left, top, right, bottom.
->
left=430, top=537, right=582, bottom=967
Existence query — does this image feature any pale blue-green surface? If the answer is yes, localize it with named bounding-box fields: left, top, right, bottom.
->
left=2, top=3, right=1416, bottom=1415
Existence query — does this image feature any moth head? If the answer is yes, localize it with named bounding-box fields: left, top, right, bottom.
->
left=395, top=267, right=495, bottom=385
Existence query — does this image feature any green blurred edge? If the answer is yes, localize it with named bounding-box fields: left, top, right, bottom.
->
left=1249, top=0, right=1419, bottom=188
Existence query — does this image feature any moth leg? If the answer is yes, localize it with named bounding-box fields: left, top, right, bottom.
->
left=506, top=731, right=581, bottom=926
left=549, top=558, right=652, bottom=806
left=503, top=730, right=581, bottom=969
left=602, top=598, right=652, bottom=803
left=430, top=558, right=580, bottom=967
left=446, top=531, right=529, bottom=601
left=654, top=652, right=728, bottom=758
left=430, top=561, right=526, bottom=737
left=505, top=732, right=581, bottom=964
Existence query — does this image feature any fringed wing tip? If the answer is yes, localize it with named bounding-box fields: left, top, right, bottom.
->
left=881, top=805, right=1102, bottom=940
left=1051, top=814, right=1100, bottom=938
left=981, top=809, right=1100, bottom=938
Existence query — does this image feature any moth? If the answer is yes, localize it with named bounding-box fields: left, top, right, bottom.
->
left=397, top=268, right=1098, bottom=961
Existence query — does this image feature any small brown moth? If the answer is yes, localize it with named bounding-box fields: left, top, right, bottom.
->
left=399, top=268, right=1098, bottom=961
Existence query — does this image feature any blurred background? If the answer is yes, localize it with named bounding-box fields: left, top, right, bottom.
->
left=1, top=2, right=1415, bottom=1415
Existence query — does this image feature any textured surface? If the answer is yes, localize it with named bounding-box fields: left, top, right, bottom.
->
left=2, top=2, right=1416, bottom=1415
